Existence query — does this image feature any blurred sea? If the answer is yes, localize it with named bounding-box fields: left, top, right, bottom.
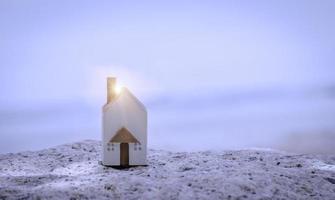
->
left=1, top=85, right=335, bottom=154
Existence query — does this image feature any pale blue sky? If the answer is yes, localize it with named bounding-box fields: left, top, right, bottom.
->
left=1, top=0, right=335, bottom=153
left=1, top=0, right=335, bottom=106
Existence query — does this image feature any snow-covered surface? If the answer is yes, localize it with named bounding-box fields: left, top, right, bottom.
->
left=0, top=140, right=335, bottom=199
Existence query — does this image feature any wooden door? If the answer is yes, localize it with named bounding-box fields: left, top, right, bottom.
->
left=120, top=143, right=129, bottom=166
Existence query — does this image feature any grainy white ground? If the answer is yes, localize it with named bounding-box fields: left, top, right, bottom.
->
left=0, top=140, right=335, bottom=200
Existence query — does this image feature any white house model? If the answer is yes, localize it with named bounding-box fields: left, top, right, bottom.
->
left=102, top=77, right=147, bottom=167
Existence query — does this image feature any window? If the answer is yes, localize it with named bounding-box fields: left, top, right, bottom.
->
left=107, top=143, right=114, bottom=151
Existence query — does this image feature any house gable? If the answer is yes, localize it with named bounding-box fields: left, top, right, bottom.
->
left=103, top=87, right=146, bottom=112
left=110, top=127, right=140, bottom=143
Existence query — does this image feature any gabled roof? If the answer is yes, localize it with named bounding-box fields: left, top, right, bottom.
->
left=109, top=127, right=140, bottom=143
left=103, top=87, right=147, bottom=112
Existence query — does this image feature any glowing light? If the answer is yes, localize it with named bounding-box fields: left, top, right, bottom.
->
left=114, top=85, right=122, bottom=95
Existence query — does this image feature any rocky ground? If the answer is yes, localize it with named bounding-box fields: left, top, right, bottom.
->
left=0, top=140, right=335, bottom=200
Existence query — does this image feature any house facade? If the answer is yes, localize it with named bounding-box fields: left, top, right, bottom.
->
left=102, top=77, right=147, bottom=166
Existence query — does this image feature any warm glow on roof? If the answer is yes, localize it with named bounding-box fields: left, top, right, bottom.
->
left=114, top=85, right=122, bottom=95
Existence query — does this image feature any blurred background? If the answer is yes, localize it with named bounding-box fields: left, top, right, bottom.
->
left=1, top=0, right=335, bottom=154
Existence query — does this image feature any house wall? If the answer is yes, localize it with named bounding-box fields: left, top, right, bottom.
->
left=120, top=89, right=147, bottom=147
left=102, top=143, right=120, bottom=165
left=102, top=97, right=124, bottom=165
left=129, top=143, right=147, bottom=165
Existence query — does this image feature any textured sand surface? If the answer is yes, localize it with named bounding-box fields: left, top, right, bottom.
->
left=0, top=140, right=335, bottom=200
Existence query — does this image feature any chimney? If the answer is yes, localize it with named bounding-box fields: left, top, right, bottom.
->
left=107, top=77, right=117, bottom=103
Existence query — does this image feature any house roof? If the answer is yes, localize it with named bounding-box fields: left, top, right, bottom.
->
left=103, top=87, right=147, bottom=113
left=109, top=127, right=140, bottom=143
